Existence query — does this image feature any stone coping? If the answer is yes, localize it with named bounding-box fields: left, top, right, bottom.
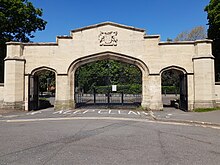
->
left=71, top=21, right=145, bottom=33
left=159, top=39, right=212, bottom=45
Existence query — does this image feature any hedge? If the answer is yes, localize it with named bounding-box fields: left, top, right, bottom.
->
left=162, top=86, right=179, bottom=94
left=90, top=84, right=142, bottom=94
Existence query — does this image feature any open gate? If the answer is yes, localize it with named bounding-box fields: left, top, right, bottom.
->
left=28, top=75, right=39, bottom=110
left=179, top=74, right=188, bottom=111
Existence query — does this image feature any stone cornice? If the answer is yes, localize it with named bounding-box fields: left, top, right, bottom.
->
left=6, top=42, right=23, bottom=45
left=6, top=41, right=58, bottom=46
left=144, top=35, right=160, bottom=39
left=71, top=22, right=145, bottom=33
left=194, top=39, right=213, bottom=44
left=159, top=39, right=213, bottom=45
left=192, top=55, right=215, bottom=60
left=4, top=56, right=26, bottom=62
left=159, top=41, right=195, bottom=45
left=57, top=36, right=72, bottom=39
left=23, top=43, right=58, bottom=46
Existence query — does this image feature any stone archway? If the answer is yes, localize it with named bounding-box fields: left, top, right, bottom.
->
left=160, top=66, right=188, bottom=111
left=1, top=22, right=216, bottom=111
left=66, top=51, right=153, bottom=110
left=29, top=66, right=57, bottom=110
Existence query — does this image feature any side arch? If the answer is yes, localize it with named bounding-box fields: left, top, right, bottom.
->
left=28, top=66, right=57, bottom=110
left=160, top=65, right=188, bottom=111
left=30, top=66, right=57, bottom=75
left=160, top=65, right=187, bottom=75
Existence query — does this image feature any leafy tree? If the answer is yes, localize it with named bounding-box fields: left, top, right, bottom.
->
left=38, top=71, right=55, bottom=94
left=205, top=0, right=220, bottom=81
left=174, top=26, right=207, bottom=41
left=0, top=0, right=47, bottom=82
left=161, top=69, right=183, bottom=94
left=75, top=60, right=142, bottom=93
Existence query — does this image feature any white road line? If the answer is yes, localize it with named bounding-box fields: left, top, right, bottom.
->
left=26, top=111, right=42, bottom=115
left=128, top=111, right=138, bottom=115
left=3, top=115, right=19, bottom=118
left=4, top=117, right=220, bottom=130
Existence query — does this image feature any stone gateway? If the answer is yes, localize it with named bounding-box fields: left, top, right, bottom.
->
left=1, top=22, right=219, bottom=111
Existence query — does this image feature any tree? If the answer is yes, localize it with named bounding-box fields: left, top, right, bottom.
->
left=0, top=0, right=47, bottom=82
left=174, top=26, right=207, bottom=41
left=205, top=0, right=220, bottom=81
left=38, top=71, right=55, bottom=94
left=75, top=60, right=142, bottom=93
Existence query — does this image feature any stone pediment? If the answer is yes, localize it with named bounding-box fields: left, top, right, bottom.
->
left=70, top=22, right=146, bottom=46
left=71, top=22, right=145, bottom=33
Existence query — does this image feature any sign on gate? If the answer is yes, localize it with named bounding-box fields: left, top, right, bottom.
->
left=112, top=85, right=117, bottom=92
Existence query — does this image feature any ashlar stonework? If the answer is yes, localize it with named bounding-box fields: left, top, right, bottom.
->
left=0, top=22, right=219, bottom=111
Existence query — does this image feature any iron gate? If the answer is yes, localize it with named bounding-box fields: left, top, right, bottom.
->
left=75, top=91, right=141, bottom=107
left=179, top=74, right=188, bottom=111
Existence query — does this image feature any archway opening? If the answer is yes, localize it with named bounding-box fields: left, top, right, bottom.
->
left=74, top=59, right=142, bottom=108
left=161, top=68, right=188, bottom=111
left=29, top=69, right=56, bottom=110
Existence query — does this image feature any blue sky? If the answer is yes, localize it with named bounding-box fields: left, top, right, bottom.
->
left=29, top=0, right=210, bottom=42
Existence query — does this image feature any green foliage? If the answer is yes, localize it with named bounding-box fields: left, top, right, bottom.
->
left=205, top=0, right=220, bottom=81
left=0, top=0, right=47, bottom=82
left=161, top=69, right=181, bottom=87
left=174, top=26, right=207, bottom=41
left=38, top=71, right=55, bottom=93
left=75, top=60, right=142, bottom=93
left=162, top=86, right=179, bottom=94
left=205, top=0, right=220, bottom=40
left=194, top=107, right=220, bottom=112
left=0, top=0, right=47, bottom=43
left=93, top=84, right=142, bottom=94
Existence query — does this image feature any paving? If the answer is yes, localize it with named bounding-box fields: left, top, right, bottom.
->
left=152, top=107, right=220, bottom=126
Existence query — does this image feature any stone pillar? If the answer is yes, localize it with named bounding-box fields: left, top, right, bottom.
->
left=3, top=42, right=25, bottom=110
left=193, top=40, right=215, bottom=108
left=141, top=74, right=150, bottom=109
left=54, top=74, right=75, bottom=110
left=187, top=74, right=194, bottom=111
left=142, top=74, right=163, bottom=110
left=24, top=75, right=29, bottom=111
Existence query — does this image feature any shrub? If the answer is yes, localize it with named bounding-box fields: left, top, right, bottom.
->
left=162, top=86, right=179, bottom=94
left=92, top=84, right=142, bottom=94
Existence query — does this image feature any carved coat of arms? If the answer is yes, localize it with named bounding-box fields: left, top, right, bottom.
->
left=99, top=31, right=118, bottom=46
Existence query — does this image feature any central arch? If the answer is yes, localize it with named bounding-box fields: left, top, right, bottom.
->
left=67, top=51, right=149, bottom=108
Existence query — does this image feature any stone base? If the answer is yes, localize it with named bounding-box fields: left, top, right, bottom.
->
left=54, top=100, right=75, bottom=110
left=216, top=100, right=220, bottom=107
left=0, top=100, right=3, bottom=109
left=3, top=101, right=25, bottom=110
left=141, top=101, right=163, bottom=111
left=194, top=100, right=216, bottom=109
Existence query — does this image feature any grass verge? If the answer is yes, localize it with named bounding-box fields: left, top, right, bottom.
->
left=194, top=107, right=220, bottom=112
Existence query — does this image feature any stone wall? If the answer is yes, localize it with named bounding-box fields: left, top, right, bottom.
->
left=0, top=83, right=4, bottom=108
left=3, top=22, right=216, bottom=111
left=215, top=82, right=220, bottom=107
